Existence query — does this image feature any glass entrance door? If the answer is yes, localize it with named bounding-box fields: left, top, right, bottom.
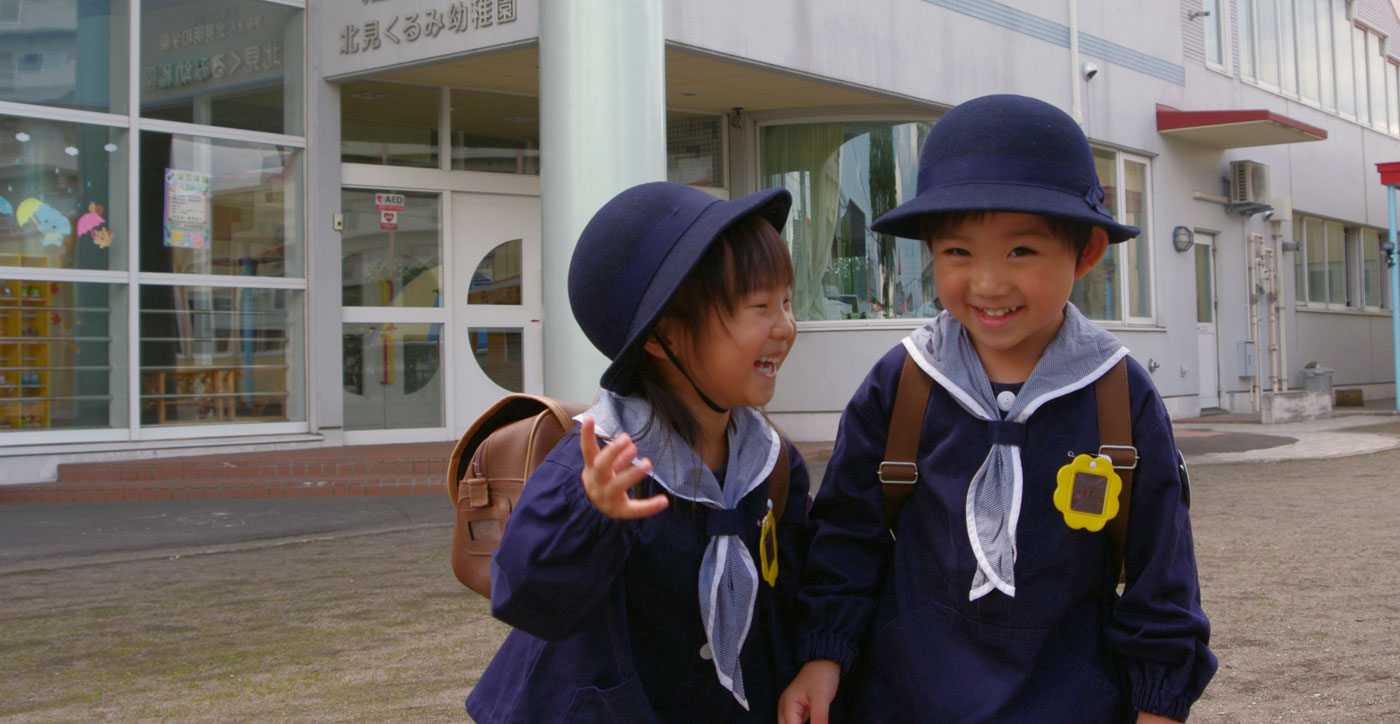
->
left=451, top=192, right=543, bottom=432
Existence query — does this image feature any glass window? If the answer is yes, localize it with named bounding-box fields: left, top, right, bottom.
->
left=1304, top=216, right=1326, bottom=302
left=1354, top=26, right=1370, bottom=125
left=1293, top=216, right=1306, bottom=300
left=0, top=0, right=129, bottom=113
left=342, top=322, right=443, bottom=430
left=139, top=131, right=303, bottom=278
left=1296, top=0, right=1319, bottom=102
left=343, top=81, right=441, bottom=168
left=450, top=88, right=539, bottom=175
left=0, top=117, right=129, bottom=272
left=759, top=120, right=936, bottom=322
left=1316, top=0, right=1334, bottom=109
left=1195, top=243, right=1214, bottom=324
left=1241, top=0, right=1257, bottom=78
left=1388, top=63, right=1399, bottom=135
left=1362, top=228, right=1385, bottom=307
left=468, top=327, right=523, bottom=392
left=140, top=0, right=304, bottom=135
left=668, top=112, right=724, bottom=187
left=139, top=285, right=303, bottom=425
left=1326, top=220, right=1346, bottom=305
left=468, top=239, right=522, bottom=305
left=341, top=189, right=441, bottom=308
left=1278, top=0, right=1298, bottom=94
left=1369, top=32, right=1388, bottom=131
left=1258, top=0, right=1281, bottom=85
left=0, top=279, right=127, bottom=431
left=1205, top=0, right=1224, bottom=66
left=1333, top=0, right=1356, bottom=115
left=1071, top=149, right=1121, bottom=321
left=1123, top=159, right=1152, bottom=319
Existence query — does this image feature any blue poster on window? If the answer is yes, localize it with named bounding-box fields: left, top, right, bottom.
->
left=164, top=168, right=211, bottom=249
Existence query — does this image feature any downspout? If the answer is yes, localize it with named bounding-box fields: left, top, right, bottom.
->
left=1070, top=0, right=1083, bottom=123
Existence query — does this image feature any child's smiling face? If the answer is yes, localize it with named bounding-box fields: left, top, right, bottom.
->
left=928, top=212, right=1107, bottom=382
left=659, top=283, right=796, bottom=412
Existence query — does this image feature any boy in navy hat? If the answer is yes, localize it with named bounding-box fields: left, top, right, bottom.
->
left=779, top=95, right=1216, bottom=723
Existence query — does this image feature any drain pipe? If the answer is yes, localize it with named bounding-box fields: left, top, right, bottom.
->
left=1070, top=0, right=1083, bottom=123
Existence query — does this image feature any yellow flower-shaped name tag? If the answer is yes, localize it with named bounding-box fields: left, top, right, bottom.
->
left=1053, top=454, right=1123, bottom=532
left=759, top=508, right=779, bottom=587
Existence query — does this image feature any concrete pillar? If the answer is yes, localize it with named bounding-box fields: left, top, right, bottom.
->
left=539, top=0, right=667, bottom=403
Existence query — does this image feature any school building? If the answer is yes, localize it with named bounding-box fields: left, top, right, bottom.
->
left=3, top=0, right=1399, bottom=483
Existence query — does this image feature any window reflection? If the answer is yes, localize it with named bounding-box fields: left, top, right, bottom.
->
left=469, top=327, right=523, bottom=392
left=139, top=0, right=303, bottom=135
left=138, top=131, right=302, bottom=278
left=342, top=322, right=443, bottom=430
left=341, top=190, right=441, bottom=308
left=0, top=0, right=129, bottom=113
left=468, top=240, right=522, bottom=305
left=761, top=120, right=936, bottom=322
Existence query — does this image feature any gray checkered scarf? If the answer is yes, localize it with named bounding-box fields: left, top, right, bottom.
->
left=580, top=390, right=781, bottom=710
left=903, top=304, right=1127, bottom=600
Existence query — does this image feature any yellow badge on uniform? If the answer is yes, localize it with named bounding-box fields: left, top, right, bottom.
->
left=759, top=507, right=779, bottom=587
left=1053, top=454, right=1122, bottom=532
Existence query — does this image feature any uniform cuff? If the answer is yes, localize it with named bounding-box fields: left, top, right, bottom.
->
left=1133, top=683, right=1192, bottom=723
left=798, top=633, right=856, bottom=673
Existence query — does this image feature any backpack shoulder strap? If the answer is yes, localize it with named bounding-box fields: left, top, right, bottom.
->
left=766, top=441, right=790, bottom=521
left=881, top=352, right=934, bottom=529
left=1094, top=358, right=1136, bottom=583
left=445, top=393, right=583, bottom=505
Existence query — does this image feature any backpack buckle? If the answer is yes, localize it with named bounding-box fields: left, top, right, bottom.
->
left=878, top=461, right=918, bottom=484
left=1098, top=445, right=1139, bottom=470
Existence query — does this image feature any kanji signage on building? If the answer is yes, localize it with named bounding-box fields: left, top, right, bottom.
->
left=339, top=0, right=516, bottom=55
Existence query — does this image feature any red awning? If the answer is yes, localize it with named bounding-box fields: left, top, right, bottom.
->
left=1156, top=105, right=1327, bottom=149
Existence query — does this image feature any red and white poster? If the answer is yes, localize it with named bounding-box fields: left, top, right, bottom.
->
left=379, top=209, right=399, bottom=230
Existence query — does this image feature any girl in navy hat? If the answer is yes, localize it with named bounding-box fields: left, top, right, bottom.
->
left=780, top=95, right=1215, bottom=723
left=466, top=181, right=812, bottom=724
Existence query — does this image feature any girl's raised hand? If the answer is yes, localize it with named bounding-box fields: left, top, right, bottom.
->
left=578, top=415, right=669, bottom=519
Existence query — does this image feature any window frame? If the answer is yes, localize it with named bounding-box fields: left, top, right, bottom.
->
left=1293, top=213, right=1392, bottom=314
left=1075, top=146, right=1158, bottom=327
left=1204, top=0, right=1230, bottom=72
left=0, top=1, right=311, bottom=446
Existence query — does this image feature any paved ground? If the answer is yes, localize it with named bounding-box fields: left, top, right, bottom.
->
left=1, top=401, right=1398, bottom=721
left=3, top=419, right=1398, bottom=722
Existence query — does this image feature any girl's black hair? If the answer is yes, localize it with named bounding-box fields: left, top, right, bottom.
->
left=633, top=212, right=794, bottom=446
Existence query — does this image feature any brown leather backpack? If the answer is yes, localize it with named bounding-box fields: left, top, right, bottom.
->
left=446, top=393, right=791, bottom=597
left=447, top=394, right=588, bottom=596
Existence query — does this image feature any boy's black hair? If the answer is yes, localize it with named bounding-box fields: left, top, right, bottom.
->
left=634, top=214, right=794, bottom=446
left=919, top=211, right=1096, bottom=259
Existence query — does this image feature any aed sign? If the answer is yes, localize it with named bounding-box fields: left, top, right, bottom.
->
left=374, top=193, right=406, bottom=211
left=380, top=209, right=399, bottom=230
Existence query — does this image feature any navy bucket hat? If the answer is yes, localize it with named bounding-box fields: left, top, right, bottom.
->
left=568, top=181, right=792, bottom=395
left=870, top=94, right=1139, bottom=243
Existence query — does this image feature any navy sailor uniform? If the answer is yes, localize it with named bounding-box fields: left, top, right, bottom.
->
left=466, top=432, right=812, bottom=724
left=798, top=344, right=1216, bottom=723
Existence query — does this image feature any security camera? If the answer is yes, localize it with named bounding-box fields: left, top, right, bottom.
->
left=1263, top=208, right=1274, bottom=220
left=1082, top=62, right=1099, bottom=81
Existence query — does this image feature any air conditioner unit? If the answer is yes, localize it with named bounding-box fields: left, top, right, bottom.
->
left=1228, top=160, right=1272, bottom=215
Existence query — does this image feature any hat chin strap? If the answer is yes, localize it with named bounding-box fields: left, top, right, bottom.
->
left=656, top=337, right=728, bottom=414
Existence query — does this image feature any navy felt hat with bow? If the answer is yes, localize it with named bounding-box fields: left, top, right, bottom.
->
left=871, top=94, right=1139, bottom=243
left=568, top=181, right=792, bottom=394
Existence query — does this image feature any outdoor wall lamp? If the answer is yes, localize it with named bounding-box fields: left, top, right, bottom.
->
left=1172, top=225, right=1195, bottom=252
